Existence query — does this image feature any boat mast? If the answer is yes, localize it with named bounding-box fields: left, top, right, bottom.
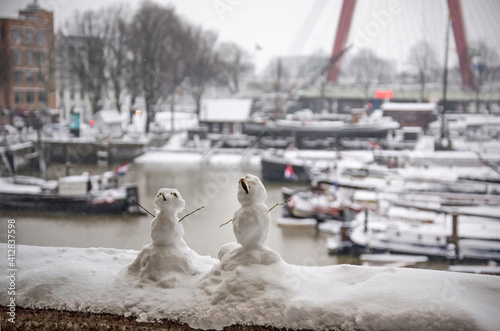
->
left=441, top=14, right=451, bottom=143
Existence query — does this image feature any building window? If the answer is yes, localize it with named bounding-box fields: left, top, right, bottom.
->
left=12, top=28, right=21, bottom=44
left=24, top=29, right=33, bottom=44
left=70, top=89, right=74, bottom=100
left=59, top=89, right=64, bottom=99
left=36, top=52, right=45, bottom=66
left=80, top=89, right=85, bottom=100
left=14, top=91, right=23, bottom=104
left=26, top=71, right=34, bottom=84
left=38, top=91, right=47, bottom=104
left=13, top=50, right=21, bottom=64
left=38, top=70, right=45, bottom=84
left=14, top=71, right=23, bottom=84
left=26, top=91, right=35, bottom=103
left=26, top=51, right=33, bottom=65
left=36, top=31, right=44, bottom=46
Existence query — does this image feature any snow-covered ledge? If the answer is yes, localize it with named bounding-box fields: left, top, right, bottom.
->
left=1, top=175, right=500, bottom=330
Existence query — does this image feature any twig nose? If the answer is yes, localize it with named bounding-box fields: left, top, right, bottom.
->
left=239, top=178, right=249, bottom=194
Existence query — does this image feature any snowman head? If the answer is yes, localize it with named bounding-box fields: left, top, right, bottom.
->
left=154, top=188, right=186, bottom=214
left=237, top=174, right=267, bottom=206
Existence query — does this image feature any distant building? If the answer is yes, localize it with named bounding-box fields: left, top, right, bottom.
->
left=199, top=99, right=252, bottom=134
left=92, top=109, right=123, bottom=139
left=381, top=102, right=438, bottom=129
left=0, top=1, right=56, bottom=123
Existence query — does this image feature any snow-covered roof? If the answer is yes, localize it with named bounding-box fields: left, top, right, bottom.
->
left=381, top=102, right=437, bottom=111
left=94, top=110, right=122, bottom=124
left=200, top=99, right=252, bottom=122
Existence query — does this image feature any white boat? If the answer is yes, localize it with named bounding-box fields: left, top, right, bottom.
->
left=337, top=205, right=500, bottom=260
left=0, top=168, right=143, bottom=215
left=449, top=262, right=500, bottom=276
left=245, top=109, right=400, bottom=141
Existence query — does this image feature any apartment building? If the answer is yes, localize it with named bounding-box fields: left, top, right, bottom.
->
left=0, top=1, right=56, bottom=123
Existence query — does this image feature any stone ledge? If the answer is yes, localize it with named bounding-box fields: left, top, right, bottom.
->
left=0, top=306, right=310, bottom=331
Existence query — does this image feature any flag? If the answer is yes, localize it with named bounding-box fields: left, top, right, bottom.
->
left=284, top=164, right=296, bottom=180
left=114, top=162, right=131, bottom=177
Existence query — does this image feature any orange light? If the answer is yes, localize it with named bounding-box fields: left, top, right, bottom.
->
left=375, top=90, right=393, bottom=99
left=135, top=109, right=142, bottom=116
left=90, top=119, right=95, bottom=126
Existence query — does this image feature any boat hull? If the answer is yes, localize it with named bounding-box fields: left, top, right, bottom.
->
left=0, top=185, right=143, bottom=215
left=262, top=158, right=310, bottom=182
left=0, top=193, right=129, bottom=214
left=244, top=121, right=399, bottom=139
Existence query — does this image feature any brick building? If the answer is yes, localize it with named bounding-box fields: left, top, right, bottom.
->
left=0, top=1, right=56, bottom=124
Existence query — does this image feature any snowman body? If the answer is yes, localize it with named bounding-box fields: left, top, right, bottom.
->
left=128, top=188, right=215, bottom=283
left=150, top=188, right=185, bottom=247
left=232, top=174, right=271, bottom=249
left=203, top=174, right=281, bottom=299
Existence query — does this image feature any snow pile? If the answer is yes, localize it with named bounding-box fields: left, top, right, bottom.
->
left=1, top=175, right=500, bottom=330
left=127, top=188, right=216, bottom=286
left=199, top=174, right=282, bottom=317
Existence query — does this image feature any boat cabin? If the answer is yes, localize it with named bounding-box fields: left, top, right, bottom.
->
left=381, top=102, right=437, bottom=129
left=199, top=99, right=252, bottom=134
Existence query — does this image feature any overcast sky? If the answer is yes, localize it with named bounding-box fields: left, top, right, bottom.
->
left=2, top=0, right=499, bottom=73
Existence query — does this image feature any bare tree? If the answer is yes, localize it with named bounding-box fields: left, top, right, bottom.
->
left=186, top=28, right=220, bottom=118
left=216, top=42, right=253, bottom=95
left=468, top=41, right=500, bottom=112
left=60, top=9, right=106, bottom=115
left=344, top=49, right=393, bottom=103
left=124, top=46, right=140, bottom=121
left=158, top=21, right=194, bottom=132
left=129, top=1, right=186, bottom=133
left=102, top=5, right=129, bottom=113
left=408, top=41, right=439, bottom=102
left=36, top=29, right=56, bottom=110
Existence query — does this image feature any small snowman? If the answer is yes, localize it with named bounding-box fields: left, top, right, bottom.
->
left=218, top=174, right=281, bottom=271
left=233, top=174, right=271, bottom=249
left=150, top=188, right=185, bottom=247
left=200, top=175, right=282, bottom=304
left=128, top=188, right=215, bottom=285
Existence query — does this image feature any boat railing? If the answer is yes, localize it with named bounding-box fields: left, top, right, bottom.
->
left=387, top=200, right=500, bottom=261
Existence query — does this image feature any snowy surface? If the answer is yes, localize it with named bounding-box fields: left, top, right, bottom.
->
left=199, top=99, right=252, bottom=122
left=154, top=112, right=199, bottom=131
left=2, top=243, right=500, bottom=330
left=381, top=102, right=437, bottom=111
left=134, top=150, right=261, bottom=169
left=94, top=109, right=123, bottom=124
left=0, top=177, right=42, bottom=194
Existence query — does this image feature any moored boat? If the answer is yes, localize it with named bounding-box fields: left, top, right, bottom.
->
left=0, top=170, right=144, bottom=215
left=329, top=205, right=500, bottom=261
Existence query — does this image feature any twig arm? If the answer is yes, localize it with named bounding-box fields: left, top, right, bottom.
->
left=179, top=206, right=205, bottom=222
left=132, top=199, right=155, bottom=217
left=219, top=219, right=233, bottom=227
left=268, top=198, right=290, bottom=213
